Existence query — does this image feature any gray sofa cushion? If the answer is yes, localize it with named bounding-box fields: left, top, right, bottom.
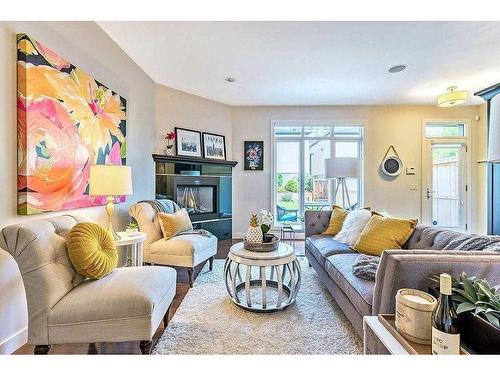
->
left=305, top=235, right=355, bottom=267
left=404, top=225, right=465, bottom=250
left=324, top=254, right=374, bottom=317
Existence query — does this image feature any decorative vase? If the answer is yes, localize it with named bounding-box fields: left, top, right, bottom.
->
left=165, top=146, right=174, bottom=156
left=246, top=214, right=263, bottom=243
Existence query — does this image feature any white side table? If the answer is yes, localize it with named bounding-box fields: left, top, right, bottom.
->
left=115, top=232, right=147, bottom=267
left=224, top=242, right=301, bottom=312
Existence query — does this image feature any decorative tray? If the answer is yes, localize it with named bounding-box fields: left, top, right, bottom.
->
left=243, top=236, right=280, bottom=252
left=377, top=314, right=470, bottom=355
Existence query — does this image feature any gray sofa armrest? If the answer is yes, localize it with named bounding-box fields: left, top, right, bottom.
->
left=372, top=250, right=500, bottom=315
left=304, top=210, right=332, bottom=237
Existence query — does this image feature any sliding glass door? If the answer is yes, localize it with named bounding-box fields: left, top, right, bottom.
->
left=273, top=122, right=363, bottom=228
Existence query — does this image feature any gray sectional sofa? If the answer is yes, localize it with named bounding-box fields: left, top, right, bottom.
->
left=304, top=210, right=500, bottom=351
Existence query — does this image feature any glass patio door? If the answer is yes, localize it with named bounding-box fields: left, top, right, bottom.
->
left=275, top=141, right=301, bottom=224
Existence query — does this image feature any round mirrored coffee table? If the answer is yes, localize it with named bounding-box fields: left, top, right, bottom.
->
left=224, top=242, right=301, bottom=313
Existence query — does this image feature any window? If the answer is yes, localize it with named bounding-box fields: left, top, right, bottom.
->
left=425, top=122, right=465, bottom=138
left=273, top=122, right=364, bottom=227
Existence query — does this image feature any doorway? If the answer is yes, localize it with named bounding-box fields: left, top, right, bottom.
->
left=422, top=121, right=470, bottom=231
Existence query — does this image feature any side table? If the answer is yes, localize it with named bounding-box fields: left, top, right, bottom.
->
left=115, top=232, right=147, bottom=267
left=224, top=242, right=301, bottom=312
left=280, top=225, right=296, bottom=247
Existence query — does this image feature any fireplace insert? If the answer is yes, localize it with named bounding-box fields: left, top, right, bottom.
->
left=172, top=176, right=221, bottom=221
left=176, top=185, right=215, bottom=215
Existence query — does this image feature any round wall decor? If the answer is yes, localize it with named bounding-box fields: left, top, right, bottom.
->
left=380, top=146, right=403, bottom=177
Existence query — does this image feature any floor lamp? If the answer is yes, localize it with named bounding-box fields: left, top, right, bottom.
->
left=324, top=157, right=360, bottom=210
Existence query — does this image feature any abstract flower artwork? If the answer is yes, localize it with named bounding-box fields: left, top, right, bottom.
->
left=17, top=34, right=127, bottom=215
left=244, top=141, right=264, bottom=171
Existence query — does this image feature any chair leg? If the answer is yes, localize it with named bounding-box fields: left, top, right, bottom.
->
left=139, top=340, right=153, bottom=355
left=34, top=345, right=51, bottom=354
left=88, top=343, right=98, bottom=354
left=208, top=256, right=214, bottom=271
left=163, top=306, right=171, bottom=328
left=187, top=267, right=194, bottom=287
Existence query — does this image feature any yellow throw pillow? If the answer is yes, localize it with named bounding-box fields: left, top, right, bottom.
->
left=322, top=205, right=348, bottom=236
left=67, top=223, right=117, bottom=279
left=353, top=215, right=418, bottom=256
left=158, top=208, right=193, bottom=240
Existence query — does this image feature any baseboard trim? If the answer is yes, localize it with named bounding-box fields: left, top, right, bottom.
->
left=0, top=327, right=28, bottom=354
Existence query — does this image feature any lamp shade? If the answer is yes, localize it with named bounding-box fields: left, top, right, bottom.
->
left=89, top=165, right=133, bottom=196
left=324, top=157, right=360, bottom=179
left=437, top=86, right=468, bottom=107
left=488, top=94, right=500, bottom=162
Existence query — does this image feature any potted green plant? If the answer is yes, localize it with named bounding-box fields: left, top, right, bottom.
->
left=126, top=222, right=139, bottom=233
left=451, top=272, right=500, bottom=354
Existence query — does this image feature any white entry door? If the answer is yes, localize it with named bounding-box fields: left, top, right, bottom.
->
left=422, top=140, right=468, bottom=231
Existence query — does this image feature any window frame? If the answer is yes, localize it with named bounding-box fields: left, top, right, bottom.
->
left=271, top=120, right=365, bottom=231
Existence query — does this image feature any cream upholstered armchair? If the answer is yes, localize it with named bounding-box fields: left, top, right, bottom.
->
left=0, top=215, right=176, bottom=354
left=129, top=200, right=217, bottom=287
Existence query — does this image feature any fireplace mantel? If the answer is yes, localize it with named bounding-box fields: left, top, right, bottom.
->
left=152, top=154, right=238, bottom=167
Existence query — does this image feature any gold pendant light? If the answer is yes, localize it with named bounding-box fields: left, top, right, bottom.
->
left=437, top=86, right=468, bottom=107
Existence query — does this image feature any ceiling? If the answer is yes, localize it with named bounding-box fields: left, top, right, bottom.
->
left=98, top=21, right=500, bottom=106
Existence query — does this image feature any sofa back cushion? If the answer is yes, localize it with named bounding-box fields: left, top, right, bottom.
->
left=0, top=214, right=88, bottom=344
left=404, top=225, right=468, bottom=250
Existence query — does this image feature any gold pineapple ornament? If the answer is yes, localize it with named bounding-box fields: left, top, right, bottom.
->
left=246, top=214, right=263, bottom=243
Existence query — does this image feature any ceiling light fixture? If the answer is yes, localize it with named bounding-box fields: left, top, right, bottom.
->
left=225, top=77, right=236, bottom=83
left=437, top=86, right=468, bottom=107
left=388, top=64, right=407, bottom=73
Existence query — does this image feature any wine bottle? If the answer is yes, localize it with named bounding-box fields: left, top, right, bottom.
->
left=431, top=273, right=460, bottom=355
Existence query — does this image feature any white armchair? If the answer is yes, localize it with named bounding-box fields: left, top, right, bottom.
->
left=129, top=200, right=217, bottom=287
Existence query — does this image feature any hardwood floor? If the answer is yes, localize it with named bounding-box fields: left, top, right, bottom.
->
left=14, top=239, right=305, bottom=354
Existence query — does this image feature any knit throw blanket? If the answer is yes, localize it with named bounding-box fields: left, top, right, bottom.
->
left=352, top=255, right=380, bottom=281
left=138, top=199, right=175, bottom=214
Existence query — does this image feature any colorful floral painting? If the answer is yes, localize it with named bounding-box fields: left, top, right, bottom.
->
left=244, top=141, right=264, bottom=171
left=17, top=34, right=127, bottom=215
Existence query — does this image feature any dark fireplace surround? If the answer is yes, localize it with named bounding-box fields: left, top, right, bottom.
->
left=153, top=154, right=237, bottom=240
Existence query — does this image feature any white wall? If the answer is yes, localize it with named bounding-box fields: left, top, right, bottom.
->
left=0, top=21, right=157, bottom=229
left=155, top=85, right=232, bottom=155
left=0, top=21, right=157, bottom=352
left=231, top=105, right=486, bottom=236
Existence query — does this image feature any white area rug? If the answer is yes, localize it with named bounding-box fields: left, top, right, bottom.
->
left=153, top=258, right=363, bottom=354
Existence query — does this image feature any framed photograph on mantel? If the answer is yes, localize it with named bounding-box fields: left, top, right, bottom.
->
left=203, top=132, right=226, bottom=160
left=244, top=141, right=264, bottom=171
left=175, top=127, right=202, bottom=158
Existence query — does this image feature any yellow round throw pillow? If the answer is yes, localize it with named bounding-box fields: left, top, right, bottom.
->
left=67, top=223, right=118, bottom=279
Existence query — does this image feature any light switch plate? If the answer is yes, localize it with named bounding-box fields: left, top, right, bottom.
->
left=406, top=167, right=416, bottom=175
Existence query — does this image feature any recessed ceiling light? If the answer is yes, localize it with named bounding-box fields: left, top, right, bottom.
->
left=388, top=65, right=407, bottom=73
left=225, top=77, right=236, bottom=83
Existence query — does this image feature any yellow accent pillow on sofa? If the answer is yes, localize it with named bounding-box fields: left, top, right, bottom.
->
left=322, top=205, right=348, bottom=236
left=158, top=208, right=193, bottom=240
left=67, top=223, right=117, bottom=279
left=353, top=215, right=418, bottom=256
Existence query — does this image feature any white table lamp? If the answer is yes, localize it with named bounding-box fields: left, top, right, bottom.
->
left=90, top=165, right=133, bottom=239
left=324, top=157, right=360, bottom=209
